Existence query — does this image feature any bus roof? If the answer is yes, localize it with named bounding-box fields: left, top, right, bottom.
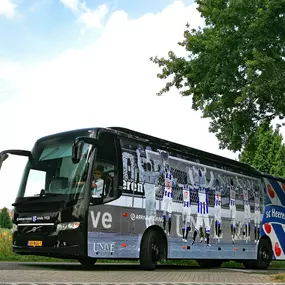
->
left=35, top=126, right=264, bottom=177
left=108, top=126, right=261, bottom=176
left=260, top=172, right=285, bottom=183
left=35, top=127, right=97, bottom=143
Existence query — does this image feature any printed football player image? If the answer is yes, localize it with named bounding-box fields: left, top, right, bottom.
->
left=228, top=177, right=237, bottom=243
left=122, top=152, right=136, bottom=181
left=136, top=147, right=163, bottom=228
left=253, top=184, right=261, bottom=243
left=214, top=175, right=224, bottom=242
left=189, top=166, right=214, bottom=246
left=160, top=150, right=177, bottom=236
left=237, top=177, right=251, bottom=243
left=199, top=226, right=207, bottom=243
left=181, top=184, right=192, bottom=242
left=243, top=179, right=251, bottom=242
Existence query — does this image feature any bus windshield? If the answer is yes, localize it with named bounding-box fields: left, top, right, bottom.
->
left=17, top=137, right=93, bottom=201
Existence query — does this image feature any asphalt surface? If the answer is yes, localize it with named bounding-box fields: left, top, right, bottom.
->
left=0, top=262, right=284, bottom=284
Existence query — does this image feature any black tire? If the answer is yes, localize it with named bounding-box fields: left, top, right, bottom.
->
left=140, top=230, right=160, bottom=270
left=78, top=257, right=97, bottom=268
left=197, top=259, right=223, bottom=268
left=243, top=239, right=272, bottom=269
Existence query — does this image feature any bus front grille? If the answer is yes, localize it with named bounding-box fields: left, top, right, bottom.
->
left=18, top=225, right=55, bottom=235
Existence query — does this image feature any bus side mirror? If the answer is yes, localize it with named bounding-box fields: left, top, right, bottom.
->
left=0, top=153, right=9, bottom=171
left=72, top=136, right=103, bottom=164
left=72, top=141, right=84, bottom=164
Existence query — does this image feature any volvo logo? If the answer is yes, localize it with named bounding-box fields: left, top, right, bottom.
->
left=27, top=226, right=42, bottom=233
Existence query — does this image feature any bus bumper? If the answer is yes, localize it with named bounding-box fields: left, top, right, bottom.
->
left=12, top=229, right=85, bottom=259
left=12, top=244, right=83, bottom=258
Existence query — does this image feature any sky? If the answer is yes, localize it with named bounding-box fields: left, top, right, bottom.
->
left=0, top=0, right=279, bottom=208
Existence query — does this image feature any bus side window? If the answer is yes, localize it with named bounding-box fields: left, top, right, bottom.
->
left=96, top=131, right=119, bottom=202
left=103, top=167, right=115, bottom=199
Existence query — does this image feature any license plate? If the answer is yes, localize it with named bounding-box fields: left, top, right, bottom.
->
left=27, top=240, right=42, bottom=247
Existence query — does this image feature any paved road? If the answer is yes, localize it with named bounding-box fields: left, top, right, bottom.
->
left=0, top=262, right=284, bottom=284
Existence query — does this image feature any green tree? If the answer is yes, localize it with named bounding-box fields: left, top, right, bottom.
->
left=151, top=0, right=285, bottom=151
left=271, top=144, right=285, bottom=177
left=238, top=122, right=269, bottom=166
left=251, top=128, right=273, bottom=174
left=267, top=129, right=284, bottom=173
left=239, top=123, right=285, bottom=176
left=0, top=207, right=12, bottom=229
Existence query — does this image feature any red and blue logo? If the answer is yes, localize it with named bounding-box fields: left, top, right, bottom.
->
left=261, top=177, right=285, bottom=260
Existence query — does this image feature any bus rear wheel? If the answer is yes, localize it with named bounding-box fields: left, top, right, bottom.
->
left=140, top=230, right=160, bottom=270
left=78, top=257, right=97, bottom=268
left=243, top=239, right=272, bottom=269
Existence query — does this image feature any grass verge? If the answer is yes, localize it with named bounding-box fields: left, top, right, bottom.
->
left=270, top=273, right=285, bottom=283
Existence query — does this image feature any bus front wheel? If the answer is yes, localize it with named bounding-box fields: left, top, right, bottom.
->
left=140, top=229, right=160, bottom=270
left=243, top=239, right=272, bottom=269
left=78, top=257, right=97, bottom=268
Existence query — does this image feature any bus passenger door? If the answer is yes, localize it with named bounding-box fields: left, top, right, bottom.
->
left=87, top=130, right=122, bottom=258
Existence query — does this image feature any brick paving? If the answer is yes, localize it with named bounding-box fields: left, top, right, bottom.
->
left=0, top=262, right=284, bottom=284
left=0, top=268, right=279, bottom=283
left=0, top=283, right=284, bottom=285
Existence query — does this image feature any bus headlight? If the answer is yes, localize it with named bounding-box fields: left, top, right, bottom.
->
left=56, top=222, right=80, bottom=231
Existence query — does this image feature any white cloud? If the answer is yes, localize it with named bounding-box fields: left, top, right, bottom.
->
left=60, top=0, right=108, bottom=30
left=0, top=0, right=242, bottom=208
left=60, top=0, right=80, bottom=12
left=78, top=4, right=108, bottom=29
left=0, top=0, right=17, bottom=18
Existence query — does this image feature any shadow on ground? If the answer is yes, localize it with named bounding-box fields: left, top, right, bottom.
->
left=19, top=262, right=201, bottom=271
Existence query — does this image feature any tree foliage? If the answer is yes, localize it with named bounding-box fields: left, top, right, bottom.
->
left=151, top=0, right=285, bottom=151
left=239, top=122, right=285, bottom=177
left=0, top=207, right=12, bottom=229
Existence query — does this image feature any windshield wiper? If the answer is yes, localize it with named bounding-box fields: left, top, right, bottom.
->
left=11, top=195, right=54, bottom=206
left=12, top=192, right=62, bottom=206
left=37, top=189, right=59, bottom=196
left=12, top=196, right=39, bottom=206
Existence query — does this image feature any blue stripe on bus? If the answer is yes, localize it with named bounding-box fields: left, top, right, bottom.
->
left=260, top=226, right=276, bottom=260
left=272, top=223, right=285, bottom=257
left=267, top=178, right=285, bottom=207
left=260, top=227, right=265, bottom=237
left=263, top=185, right=271, bottom=204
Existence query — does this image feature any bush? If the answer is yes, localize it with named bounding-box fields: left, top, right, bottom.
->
left=0, top=208, right=12, bottom=229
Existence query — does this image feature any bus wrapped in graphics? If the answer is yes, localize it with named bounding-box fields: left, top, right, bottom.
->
left=0, top=127, right=284, bottom=270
